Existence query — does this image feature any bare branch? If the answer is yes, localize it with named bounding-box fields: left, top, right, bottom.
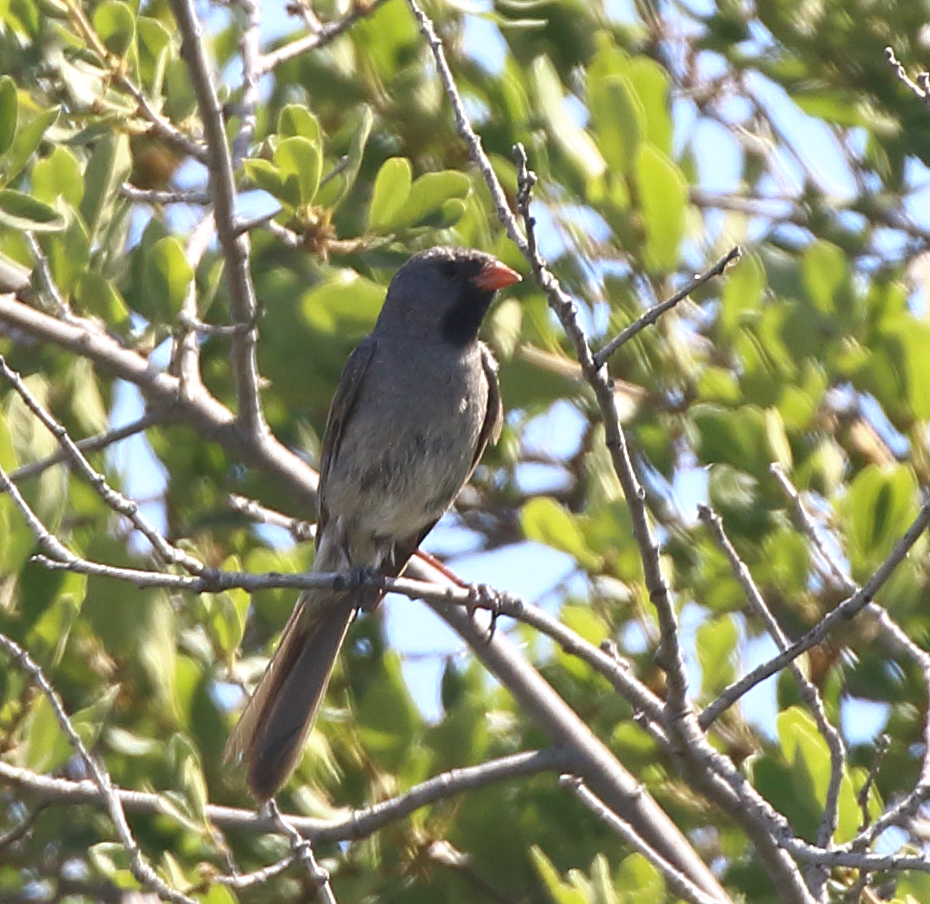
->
left=268, top=801, right=338, bottom=904
left=24, top=232, right=72, bottom=320
left=9, top=412, right=163, bottom=483
left=562, top=777, right=722, bottom=904
left=0, top=632, right=198, bottom=904
left=770, top=465, right=930, bottom=850
left=0, top=354, right=206, bottom=575
left=885, top=47, right=930, bottom=111
left=698, top=504, right=845, bottom=894
left=701, top=496, right=930, bottom=728
left=258, top=0, right=393, bottom=74
left=232, top=0, right=263, bottom=166
left=0, top=293, right=319, bottom=508
left=0, top=749, right=569, bottom=842
left=594, top=246, right=742, bottom=368
left=170, top=0, right=266, bottom=437
left=120, top=185, right=212, bottom=205
left=405, top=5, right=812, bottom=898
left=62, top=0, right=207, bottom=162
left=227, top=493, right=316, bottom=542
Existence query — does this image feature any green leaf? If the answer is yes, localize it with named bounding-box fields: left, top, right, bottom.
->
left=139, top=596, right=179, bottom=720
left=278, top=104, right=322, bottom=143
left=0, top=190, right=65, bottom=232
left=720, top=253, right=765, bottom=338
left=315, top=104, right=373, bottom=210
left=0, top=77, right=17, bottom=157
left=696, top=615, right=738, bottom=698
left=144, top=236, right=193, bottom=322
left=274, top=135, right=322, bottom=207
left=845, top=464, right=919, bottom=578
left=531, top=54, right=606, bottom=184
left=777, top=706, right=831, bottom=805
left=74, top=271, right=130, bottom=328
left=530, top=847, right=589, bottom=904
left=589, top=74, right=642, bottom=175
left=634, top=144, right=685, bottom=272
left=356, top=651, right=420, bottom=769
left=802, top=240, right=847, bottom=315
left=614, top=853, right=663, bottom=901
left=0, top=105, right=59, bottom=186
left=31, top=145, right=83, bottom=208
left=197, top=886, right=238, bottom=904
left=399, top=170, right=471, bottom=226
left=521, top=496, right=601, bottom=570
left=243, top=157, right=286, bottom=200
left=368, top=156, right=412, bottom=231
left=301, top=270, right=385, bottom=334
left=80, top=131, right=131, bottom=245
left=626, top=58, right=673, bottom=155
left=21, top=694, right=66, bottom=772
left=93, top=0, right=136, bottom=57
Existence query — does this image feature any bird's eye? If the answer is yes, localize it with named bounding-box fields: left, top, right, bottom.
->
left=439, top=260, right=460, bottom=281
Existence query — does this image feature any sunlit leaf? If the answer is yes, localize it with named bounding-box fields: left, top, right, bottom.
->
left=368, top=156, right=412, bottom=231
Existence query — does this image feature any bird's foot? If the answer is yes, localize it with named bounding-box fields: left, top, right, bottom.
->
left=333, top=566, right=383, bottom=598
left=466, top=583, right=506, bottom=644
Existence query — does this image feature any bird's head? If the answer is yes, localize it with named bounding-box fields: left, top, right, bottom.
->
left=377, top=246, right=521, bottom=346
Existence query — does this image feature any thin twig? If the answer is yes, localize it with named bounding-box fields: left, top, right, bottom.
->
left=0, top=354, right=207, bottom=575
left=120, top=185, right=212, bottom=205
left=770, top=465, right=930, bottom=850
left=698, top=504, right=846, bottom=895
left=173, top=212, right=215, bottom=400
left=408, top=4, right=815, bottom=898
left=62, top=0, right=207, bottom=162
left=258, top=0, right=393, bottom=74
left=268, top=801, right=338, bottom=903
left=0, top=632, right=198, bottom=904
left=24, top=232, right=73, bottom=321
left=885, top=47, right=930, bottom=111
left=232, top=0, right=262, bottom=166
left=561, top=777, right=723, bottom=904
left=594, top=246, right=742, bottom=368
left=0, top=222, right=319, bottom=510
left=700, top=496, right=930, bottom=728
left=0, top=749, right=570, bottom=842
left=9, top=411, right=163, bottom=483
left=227, top=493, right=316, bottom=542
left=171, top=0, right=266, bottom=438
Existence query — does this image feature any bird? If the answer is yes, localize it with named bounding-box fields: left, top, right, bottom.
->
left=225, top=246, right=521, bottom=800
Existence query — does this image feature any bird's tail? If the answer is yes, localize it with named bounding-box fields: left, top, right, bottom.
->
left=224, top=586, right=357, bottom=801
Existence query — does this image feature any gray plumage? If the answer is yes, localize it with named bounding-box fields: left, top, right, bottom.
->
left=225, top=247, right=520, bottom=800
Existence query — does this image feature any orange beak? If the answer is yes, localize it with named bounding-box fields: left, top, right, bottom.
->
left=474, top=259, right=522, bottom=292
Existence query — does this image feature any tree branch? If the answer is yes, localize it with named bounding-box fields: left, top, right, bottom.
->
left=0, top=293, right=319, bottom=509
left=170, top=0, right=266, bottom=437
left=0, top=749, right=570, bottom=843
left=0, top=633, right=198, bottom=904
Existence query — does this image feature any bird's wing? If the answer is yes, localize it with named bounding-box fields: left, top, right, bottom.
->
left=474, top=342, right=503, bottom=468
left=317, top=335, right=377, bottom=542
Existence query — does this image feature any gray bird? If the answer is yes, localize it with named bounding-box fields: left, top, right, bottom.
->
left=225, top=246, right=521, bottom=800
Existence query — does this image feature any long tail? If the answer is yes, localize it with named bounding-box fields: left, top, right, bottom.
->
left=224, top=589, right=356, bottom=801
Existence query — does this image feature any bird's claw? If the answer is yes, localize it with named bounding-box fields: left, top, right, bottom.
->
left=466, top=583, right=504, bottom=644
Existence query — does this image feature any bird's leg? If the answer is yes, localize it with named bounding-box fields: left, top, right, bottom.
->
left=413, top=549, right=469, bottom=586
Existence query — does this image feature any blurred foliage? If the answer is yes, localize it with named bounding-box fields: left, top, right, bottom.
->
left=2, top=0, right=930, bottom=901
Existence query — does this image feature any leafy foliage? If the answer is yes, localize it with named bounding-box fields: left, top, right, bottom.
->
left=2, top=0, right=930, bottom=902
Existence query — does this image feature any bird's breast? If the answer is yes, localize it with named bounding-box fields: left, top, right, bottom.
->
left=322, top=346, right=489, bottom=554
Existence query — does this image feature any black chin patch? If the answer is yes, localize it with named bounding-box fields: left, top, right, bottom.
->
left=440, top=288, right=494, bottom=345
